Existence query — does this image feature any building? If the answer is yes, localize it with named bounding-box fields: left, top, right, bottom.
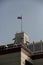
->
left=28, top=40, right=43, bottom=65
left=0, top=44, right=32, bottom=65
left=0, top=32, right=33, bottom=65
left=0, top=32, right=43, bottom=65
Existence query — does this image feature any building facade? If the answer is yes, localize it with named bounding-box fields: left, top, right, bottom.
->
left=0, top=44, right=32, bottom=65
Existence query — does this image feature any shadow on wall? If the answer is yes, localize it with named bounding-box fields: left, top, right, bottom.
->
left=25, top=60, right=33, bottom=65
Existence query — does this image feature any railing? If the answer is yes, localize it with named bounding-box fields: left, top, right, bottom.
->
left=28, top=40, right=43, bottom=54
left=0, top=43, right=21, bottom=51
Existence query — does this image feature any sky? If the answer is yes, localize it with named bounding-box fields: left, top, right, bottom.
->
left=0, top=0, right=43, bottom=45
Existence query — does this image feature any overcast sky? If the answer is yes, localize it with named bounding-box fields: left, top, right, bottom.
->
left=0, top=0, right=43, bottom=45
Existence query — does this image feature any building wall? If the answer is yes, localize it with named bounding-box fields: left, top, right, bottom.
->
left=0, top=52, right=21, bottom=65
left=24, top=33, right=29, bottom=44
left=33, top=59, right=43, bottom=65
left=14, top=32, right=29, bottom=44
left=21, top=49, right=32, bottom=65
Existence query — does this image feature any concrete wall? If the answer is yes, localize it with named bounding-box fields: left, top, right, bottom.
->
left=33, top=59, right=43, bottom=65
left=14, top=32, right=29, bottom=44
left=0, top=52, right=21, bottom=65
left=21, top=51, right=32, bottom=65
left=24, top=33, right=29, bottom=44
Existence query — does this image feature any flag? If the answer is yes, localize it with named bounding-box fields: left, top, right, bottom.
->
left=17, top=16, right=22, bottom=19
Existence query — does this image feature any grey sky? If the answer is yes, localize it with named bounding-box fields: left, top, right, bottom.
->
left=0, top=0, right=43, bottom=45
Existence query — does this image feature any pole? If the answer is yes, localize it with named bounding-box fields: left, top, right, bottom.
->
left=17, top=16, right=22, bottom=32
left=21, top=18, right=22, bottom=32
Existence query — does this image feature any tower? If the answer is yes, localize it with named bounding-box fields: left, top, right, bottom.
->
left=13, top=32, right=29, bottom=45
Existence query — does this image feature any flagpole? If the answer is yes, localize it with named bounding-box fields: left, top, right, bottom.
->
left=17, top=16, right=22, bottom=32
left=21, top=18, right=22, bottom=32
